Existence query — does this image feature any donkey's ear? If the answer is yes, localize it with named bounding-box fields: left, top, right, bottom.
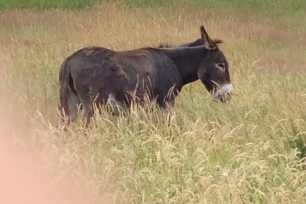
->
left=200, top=25, right=216, bottom=50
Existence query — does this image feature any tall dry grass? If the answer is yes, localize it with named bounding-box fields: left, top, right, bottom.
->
left=0, top=2, right=306, bottom=203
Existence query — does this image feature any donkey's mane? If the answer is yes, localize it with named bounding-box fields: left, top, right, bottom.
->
left=157, top=38, right=224, bottom=49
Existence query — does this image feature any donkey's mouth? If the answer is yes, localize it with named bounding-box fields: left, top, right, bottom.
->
left=213, top=83, right=233, bottom=102
left=216, top=93, right=232, bottom=103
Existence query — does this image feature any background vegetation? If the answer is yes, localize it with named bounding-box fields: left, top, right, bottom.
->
left=0, top=0, right=305, bottom=13
left=0, top=0, right=305, bottom=203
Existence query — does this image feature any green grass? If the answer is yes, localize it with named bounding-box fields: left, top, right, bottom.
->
left=0, top=1, right=306, bottom=203
left=0, top=0, right=99, bottom=9
left=1, top=0, right=305, bottom=16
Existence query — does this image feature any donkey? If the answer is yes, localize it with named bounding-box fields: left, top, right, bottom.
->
left=58, top=25, right=233, bottom=127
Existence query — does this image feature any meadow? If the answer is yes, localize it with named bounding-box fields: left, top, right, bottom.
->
left=0, top=0, right=306, bottom=203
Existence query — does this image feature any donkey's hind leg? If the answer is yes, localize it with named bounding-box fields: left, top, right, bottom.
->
left=79, top=99, right=94, bottom=127
left=68, top=86, right=81, bottom=123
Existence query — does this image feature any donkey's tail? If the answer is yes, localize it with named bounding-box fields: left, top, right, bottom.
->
left=58, top=57, right=71, bottom=126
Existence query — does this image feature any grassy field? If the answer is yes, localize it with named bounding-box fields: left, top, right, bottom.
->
left=0, top=0, right=306, bottom=203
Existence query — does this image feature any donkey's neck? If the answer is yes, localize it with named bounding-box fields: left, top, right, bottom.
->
left=162, top=46, right=208, bottom=85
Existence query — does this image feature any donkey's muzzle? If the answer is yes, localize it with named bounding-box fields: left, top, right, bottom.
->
left=213, top=83, right=233, bottom=103
left=218, top=92, right=232, bottom=103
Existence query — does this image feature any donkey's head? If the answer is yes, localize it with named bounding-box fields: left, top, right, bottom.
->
left=197, top=25, right=233, bottom=102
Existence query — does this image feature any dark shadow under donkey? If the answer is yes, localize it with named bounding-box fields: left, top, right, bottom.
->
left=58, top=25, right=233, bottom=127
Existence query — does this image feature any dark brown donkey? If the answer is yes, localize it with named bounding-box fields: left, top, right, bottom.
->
left=59, top=25, right=233, bottom=126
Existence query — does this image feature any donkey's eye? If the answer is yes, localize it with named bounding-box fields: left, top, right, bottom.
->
left=216, top=63, right=226, bottom=70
